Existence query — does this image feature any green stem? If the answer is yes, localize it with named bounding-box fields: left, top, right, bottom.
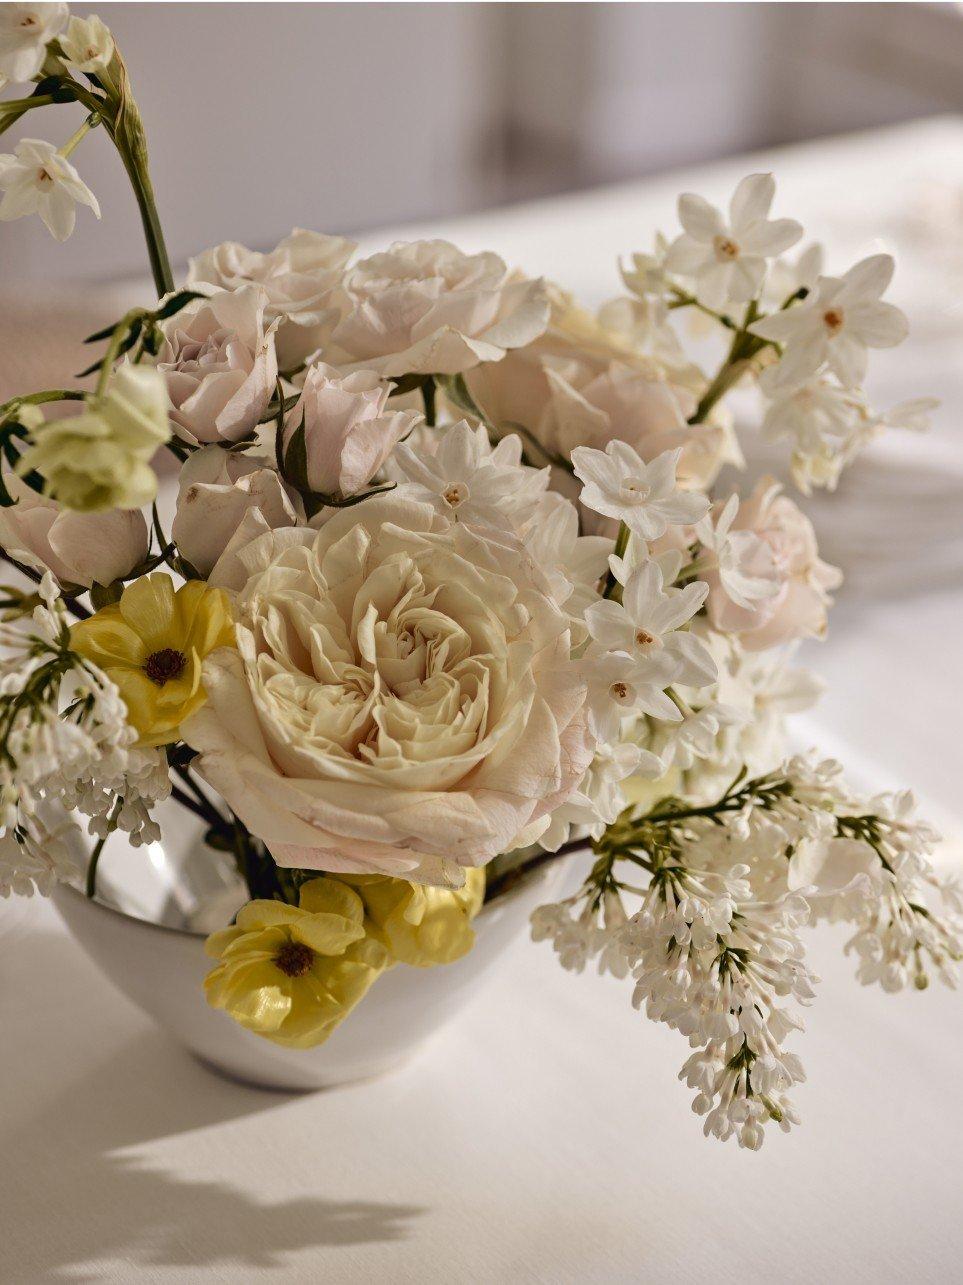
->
left=602, top=521, right=631, bottom=600
left=0, top=389, right=86, bottom=422
left=70, top=75, right=174, bottom=298
left=122, top=150, right=173, bottom=297
left=422, top=377, right=437, bottom=427
left=58, top=111, right=101, bottom=159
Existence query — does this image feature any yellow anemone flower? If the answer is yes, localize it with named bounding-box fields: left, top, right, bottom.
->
left=204, top=878, right=391, bottom=1048
left=341, top=867, right=486, bottom=967
left=71, top=572, right=235, bottom=747
left=203, top=871, right=487, bottom=1047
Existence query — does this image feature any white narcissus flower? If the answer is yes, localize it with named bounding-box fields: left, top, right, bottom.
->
left=59, top=13, right=114, bottom=72
left=750, top=254, right=909, bottom=389
left=0, top=138, right=100, bottom=241
left=584, top=649, right=680, bottom=743
left=156, top=286, right=278, bottom=445
left=282, top=363, right=420, bottom=496
left=171, top=446, right=302, bottom=579
left=326, top=239, right=551, bottom=377
left=585, top=560, right=715, bottom=692
left=0, top=472, right=148, bottom=587
left=572, top=442, right=709, bottom=542
left=761, top=376, right=857, bottom=459
left=698, top=482, right=842, bottom=650
left=188, top=230, right=356, bottom=370
left=183, top=492, right=594, bottom=886
left=0, top=3, right=66, bottom=83
left=391, top=420, right=548, bottom=532
left=664, top=173, right=802, bottom=311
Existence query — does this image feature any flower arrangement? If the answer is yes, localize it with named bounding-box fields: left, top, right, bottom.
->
left=1, top=5, right=959, bottom=1149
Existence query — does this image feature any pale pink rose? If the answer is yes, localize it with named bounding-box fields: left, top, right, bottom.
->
left=464, top=292, right=735, bottom=524
left=0, top=473, right=147, bottom=587
left=187, top=230, right=355, bottom=370
left=282, top=363, right=420, bottom=496
left=325, top=239, right=550, bottom=378
left=156, top=286, right=278, bottom=445
left=182, top=492, right=593, bottom=887
left=704, top=477, right=842, bottom=649
left=171, top=446, right=302, bottom=579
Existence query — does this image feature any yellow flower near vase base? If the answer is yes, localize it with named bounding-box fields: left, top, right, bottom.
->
left=204, top=868, right=486, bottom=1048
left=71, top=572, right=235, bottom=747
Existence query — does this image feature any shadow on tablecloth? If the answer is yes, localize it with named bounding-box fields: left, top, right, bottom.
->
left=0, top=930, right=426, bottom=1278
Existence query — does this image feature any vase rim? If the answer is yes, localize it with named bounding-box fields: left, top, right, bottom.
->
left=56, top=848, right=584, bottom=939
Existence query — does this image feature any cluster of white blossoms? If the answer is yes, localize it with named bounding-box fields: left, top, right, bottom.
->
left=0, top=11, right=953, bottom=1146
left=627, top=173, right=937, bottom=494
left=533, top=753, right=962, bottom=1147
left=0, top=574, right=169, bottom=896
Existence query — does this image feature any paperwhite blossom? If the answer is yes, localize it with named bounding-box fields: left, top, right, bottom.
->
left=664, top=173, right=802, bottom=311
left=620, top=232, right=671, bottom=299
left=585, top=649, right=680, bottom=740
left=572, top=443, right=708, bottom=541
left=59, top=13, right=114, bottom=73
left=585, top=561, right=715, bottom=690
left=0, top=3, right=66, bottom=83
left=750, top=254, right=909, bottom=389
left=391, top=420, right=548, bottom=532
left=0, top=138, right=100, bottom=241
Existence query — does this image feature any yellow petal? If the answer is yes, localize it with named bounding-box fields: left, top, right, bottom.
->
left=118, top=573, right=176, bottom=650
left=70, top=612, right=146, bottom=669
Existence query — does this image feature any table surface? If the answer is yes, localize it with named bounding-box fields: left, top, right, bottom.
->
left=4, top=116, right=963, bottom=1283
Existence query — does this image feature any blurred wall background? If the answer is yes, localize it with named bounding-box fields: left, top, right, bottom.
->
left=2, top=1, right=963, bottom=286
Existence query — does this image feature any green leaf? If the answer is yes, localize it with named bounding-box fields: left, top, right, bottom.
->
left=387, top=372, right=429, bottom=398
left=282, top=416, right=309, bottom=491
left=154, top=289, right=206, bottom=320
left=89, top=581, right=124, bottom=610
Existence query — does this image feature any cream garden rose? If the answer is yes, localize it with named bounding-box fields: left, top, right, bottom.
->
left=324, top=239, right=551, bottom=377
left=183, top=492, right=594, bottom=886
left=156, top=285, right=278, bottom=445
left=188, top=230, right=355, bottom=370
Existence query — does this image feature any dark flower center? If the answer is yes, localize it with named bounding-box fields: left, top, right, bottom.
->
left=143, top=647, right=187, bottom=686
left=274, top=940, right=315, bottom=978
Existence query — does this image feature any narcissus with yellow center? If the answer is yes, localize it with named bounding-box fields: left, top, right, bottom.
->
left=70, top=572, right=235, bottom=747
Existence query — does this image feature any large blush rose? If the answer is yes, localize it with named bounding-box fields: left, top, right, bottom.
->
left=183, top=493, right=593, bottom=886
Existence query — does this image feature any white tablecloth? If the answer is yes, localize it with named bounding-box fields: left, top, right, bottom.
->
left=3, top=117, right=963, bottom=1283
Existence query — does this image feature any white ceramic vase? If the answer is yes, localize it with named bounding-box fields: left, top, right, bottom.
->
left=51, top=808, right=583, bottom=1092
